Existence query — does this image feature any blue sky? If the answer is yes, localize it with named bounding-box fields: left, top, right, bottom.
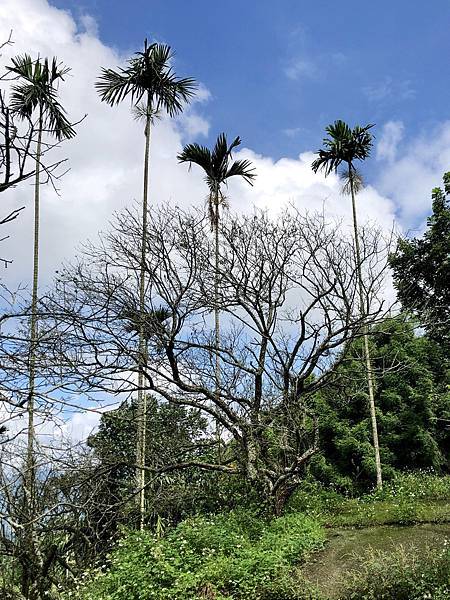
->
left=1, top=0, right=449, bottom=287
left=51, top=0, right=450, bottom=168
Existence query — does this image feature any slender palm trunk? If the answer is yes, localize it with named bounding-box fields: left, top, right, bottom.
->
left=136, top=105, right=151, bottom=530
left=349, top=166, right=382, bottom=489
left=24, top=115, right=42, bottom=600
left=213, top=187, right=222, bottom=462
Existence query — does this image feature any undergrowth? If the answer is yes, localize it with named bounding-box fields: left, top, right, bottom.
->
left=288, top=471, right=450, bottom=527
left=64, top=510, right=324, bottom=600
left=339, top=543, right=450, bottom=599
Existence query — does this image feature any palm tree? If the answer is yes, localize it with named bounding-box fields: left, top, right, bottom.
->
left=312, top=120, right=383, bottom=489
left=96, top=40, right=196, bottom=529
left=7, top=54, right=76, bottom=598
left=178, top=134, right=255, bottom=458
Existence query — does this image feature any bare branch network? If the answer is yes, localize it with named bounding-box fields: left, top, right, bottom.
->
left=25, top=204, right=394, bottom=507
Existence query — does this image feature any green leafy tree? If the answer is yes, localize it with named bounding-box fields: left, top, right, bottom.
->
left=313, top=318, right=450, bottom=489
left=312, top=120, right=383, bottom=489
left=7, top=54, right=76, bottom=600
left=177, top=134, right=255, bottom=457
left=86, top=398, right=213, bottom=538
left=390, top=172, right=450, bottom=351
left=96, top=40, right=196, bottom=528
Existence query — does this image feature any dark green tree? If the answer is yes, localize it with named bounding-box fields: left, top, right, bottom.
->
left=313, top=318, right=450, bottom=490
left=87, top=397, right=214, bottom=535
left=390, top=172, right=450, bottom=351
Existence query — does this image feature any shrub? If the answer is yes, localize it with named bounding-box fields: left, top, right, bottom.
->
left=65, top=510, right=324, bottom=600
left=370, top=470, right=450, bottom=503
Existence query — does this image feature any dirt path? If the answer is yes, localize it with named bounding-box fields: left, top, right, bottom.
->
left=301, top=523, right=450, bottom=599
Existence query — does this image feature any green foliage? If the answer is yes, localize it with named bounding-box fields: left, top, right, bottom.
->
left=178, top=132, right=256, bottom=227
left=178, top=133, right=256, bottom=192
left=7, top=54, right=76, bottom=139
left=86, top=397, right=216, bottom=534
left=287, top=473, right=450, bottom=528
left=339, top=544, right=450, bottom=599
left=96, top=39, right=196, bottom=116
left=390, top=172, right=450, bottom=351
left=311, top=120, right=374, bottom=177
left=64, top=510, right=324, bottom=600
left=313, top=317, right=450, bottom=489
left=372, top=470, right=450, bottom=502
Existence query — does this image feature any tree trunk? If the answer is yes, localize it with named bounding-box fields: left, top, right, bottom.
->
left=348, top=165, right=383, bottom=489
left=136, top=105, right=151, bottom=530
left=213, top=187, right=222, bottom=463
left=24, top=115, right=42, bottom=600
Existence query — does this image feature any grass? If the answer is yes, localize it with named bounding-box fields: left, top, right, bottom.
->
left=301, top=523, right=450, bottom=598
left=296, top=472, right=450, bottom=598
left=288, top=472, right=450, bottom=528
left=339, top=541, right=450, bottom=599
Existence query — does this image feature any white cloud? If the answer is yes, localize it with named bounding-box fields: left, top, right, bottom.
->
left=284, top=58, right=317, bottom=81
left=377, top=120, right=404, bottom=163
left=1, top=0, right=448, bottom=439
left=0, top=0, right=400, bottom=294
left=363, top=76, right=416, bottom=103
left=225, top=150, right=396, bottom=234
left=182, top=113, right=210, bottom=138
left=375, top=121, right=450, bottom=228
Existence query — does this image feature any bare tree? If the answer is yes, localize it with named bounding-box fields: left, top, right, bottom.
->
left=41, top=205, right=392, bottom=514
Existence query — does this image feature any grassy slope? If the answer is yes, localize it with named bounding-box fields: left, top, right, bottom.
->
left=295, top=473, right=450, bottom=598
left=302, top=523, right=450, bottom=598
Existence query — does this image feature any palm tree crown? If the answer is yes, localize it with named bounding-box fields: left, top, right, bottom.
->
left=178, top=133, right=256, bottom=224
left=7, top=54, right=76, bottom=140
left=311, top=119, right=374, bottom=177
left=95, top=39, right=197, bottom=118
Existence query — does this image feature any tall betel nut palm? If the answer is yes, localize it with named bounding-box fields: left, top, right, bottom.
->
left=7, top=54, right=76, bottom=598
left=96, top=39, right=196, bottom=529
left=178, top=134, right=256, bottom=459
left=312, top=120, right=383, bottom=489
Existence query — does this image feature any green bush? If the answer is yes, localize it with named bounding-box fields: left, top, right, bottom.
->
left=287, top=474, right=450, bottom=528
left=339, top=543, right=450, bottom=599
left=370, top=470, right=450, bottom=503
left=65, top=510, right=324, bottom=600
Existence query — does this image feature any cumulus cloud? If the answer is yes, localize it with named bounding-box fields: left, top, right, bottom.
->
left=226, top=150, right=396, bottom=235
left=0, top=0, right=210, bottom=290
left=375, top=121, right=450, bottom=228
left=284, top=58, right=317, bottom=81
left=376, top=120, right=404, bottom=163
left=0, top=0, right=403, bottom=293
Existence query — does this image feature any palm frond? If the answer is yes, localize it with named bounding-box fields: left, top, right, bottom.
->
left=95, top=68, right=137, bottom=106
left=312, top=119, right=374, bottom=176
left=341, top=167, right=364, bottom=196
left=177, top=143, right=212, bottom=174
left=43, top=96, right=76, bottom=140
left=179, top=132, right=256, bottom=198
left=7, top=54, right=36, bottom=81
left=225, top=159, right=256, bottom=185
left=96, top=40, right=197, bottom=116
left=7, top=54, right=75, bottom=140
